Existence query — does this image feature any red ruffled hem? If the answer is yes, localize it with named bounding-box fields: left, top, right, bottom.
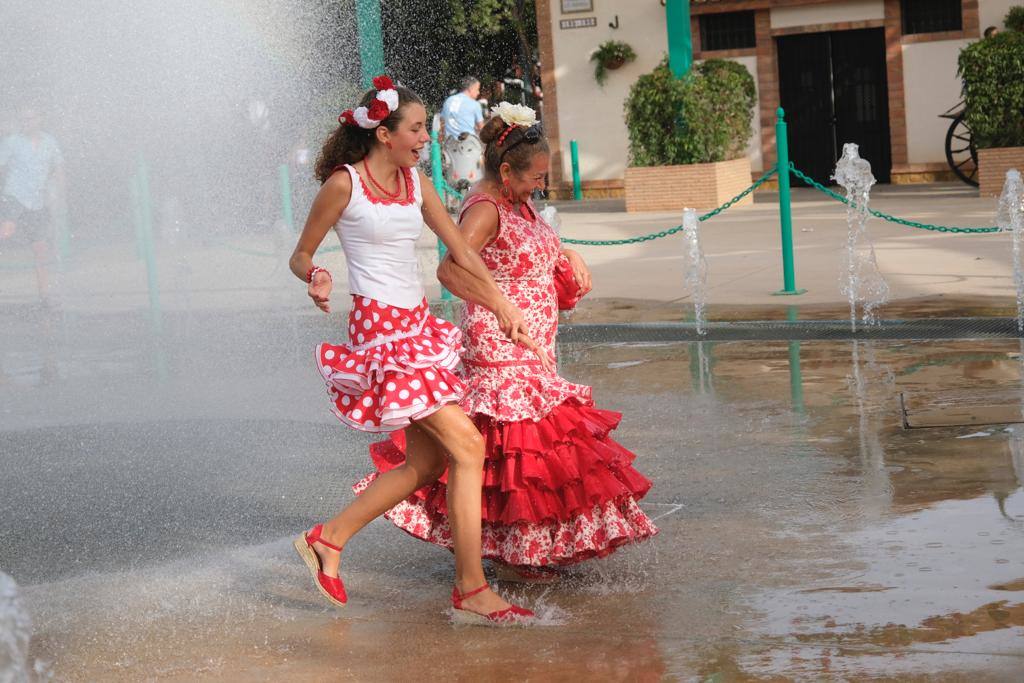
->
left=316, top=314, right=465, bottom=432
left=355, top=481, right=658, bottom=567
left=356, top=398, right=658, bottom=564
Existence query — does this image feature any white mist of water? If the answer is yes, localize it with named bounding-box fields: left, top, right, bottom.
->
left=0, top=571, right=32, bottom=683
left=833, top=143, right=889, bottom=331
left=681, top=208, right=708, bottom=336
left=996, top=170, right=1024, bottom=332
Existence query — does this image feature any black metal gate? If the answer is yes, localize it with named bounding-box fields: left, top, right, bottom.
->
left=777, top=28, right=892, bottom=184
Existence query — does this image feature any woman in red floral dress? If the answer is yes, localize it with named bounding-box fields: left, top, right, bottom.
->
left=360, top=103, right=657, bottom=579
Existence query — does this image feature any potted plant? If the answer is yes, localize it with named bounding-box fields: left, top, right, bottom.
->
left=590, top=40, right=637, bottom=86
left=958, top=28, right=1024, bottom=196
left=623, top=58, right=757, bottom=212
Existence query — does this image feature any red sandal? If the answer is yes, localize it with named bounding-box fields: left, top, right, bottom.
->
left=293, top=524, right=347, bottom=607
left=451, top=584, right=535, bottom=627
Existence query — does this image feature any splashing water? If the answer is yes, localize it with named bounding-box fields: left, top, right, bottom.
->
left=997, top=170, right=1024, bottom=332
left=681, top=208, right=709, bottom=335
left=0, top=572, right=32, bottom=683
left=539, top=205, right=561, bottom=236
left=833, top=143, right=890, bottom=331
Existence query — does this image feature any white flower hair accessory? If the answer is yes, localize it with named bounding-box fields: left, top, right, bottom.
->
left=490, top=102, right=537, bottom=128
left=338, top=75, right=400, bottom=130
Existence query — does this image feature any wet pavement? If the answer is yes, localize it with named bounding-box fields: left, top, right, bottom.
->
left=3, top=303, right=1024, bottom=681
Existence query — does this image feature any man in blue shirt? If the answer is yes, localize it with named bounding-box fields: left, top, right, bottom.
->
left=440, top=76, right=484, bottom=141
left=0, top=106, right=65, bottom=305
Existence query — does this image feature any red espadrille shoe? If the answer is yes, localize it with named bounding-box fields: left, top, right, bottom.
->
left=450, top=584, right=535, bottom=627
left=293, top=524, right=347, bottom=607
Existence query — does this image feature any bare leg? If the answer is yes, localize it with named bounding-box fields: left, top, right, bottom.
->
left=411, top=405, right=512, bottom=616
left=312, top=405, right=512, bottom=616
left=312, top=421, right=447, bottom=577
left=31, top=240, right=50, bottom=303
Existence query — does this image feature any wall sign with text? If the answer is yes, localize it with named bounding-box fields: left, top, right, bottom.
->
left=561, top=0, right=594, bottom=13
left=559, top=16, right=598, bottom=30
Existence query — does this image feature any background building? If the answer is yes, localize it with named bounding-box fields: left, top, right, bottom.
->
left=538, top=0, right=1017, bottom=196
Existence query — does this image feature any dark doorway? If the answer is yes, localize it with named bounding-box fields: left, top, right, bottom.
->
left=777, top=28, right=892, bottom=184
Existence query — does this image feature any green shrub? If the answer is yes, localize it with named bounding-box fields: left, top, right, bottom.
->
left=624, top=58, right=756, bottom=166
left=958, top=31, right=1024, bottom=149
left=1006, top=6, right=1024, bottom=32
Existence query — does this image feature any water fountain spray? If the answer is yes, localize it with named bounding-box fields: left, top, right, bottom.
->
left=996, top=170, right=1024, bottom=332
left=0, top=572, right=32, bottom=682
left=833, top=143, right=890, bottom=331
left=681, top=208, right=709, bottom=336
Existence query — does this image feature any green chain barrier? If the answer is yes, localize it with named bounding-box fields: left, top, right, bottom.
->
left=789, top=164, right=1001, bottom=234
left=560, top=166, right=779, bottom=246
left=443, top=180, right=464, bottom=202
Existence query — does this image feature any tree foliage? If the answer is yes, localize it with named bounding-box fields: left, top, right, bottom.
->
left=1005, top=6, right=1024, bottom=32
left=381, top=0, right=537, bottom=110
left=625, top=59, right=756, bottom=166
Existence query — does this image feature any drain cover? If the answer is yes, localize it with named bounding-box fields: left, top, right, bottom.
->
left=900, top=389, right=1024, bottom=429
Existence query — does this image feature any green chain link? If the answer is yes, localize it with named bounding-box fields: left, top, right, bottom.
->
left=442, top=180, right=464, bottom=201
left=788, top=164, right=1001, bottom=234
left=560, top=166, right=779, bottom=246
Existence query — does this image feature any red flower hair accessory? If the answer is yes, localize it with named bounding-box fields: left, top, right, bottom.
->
left=340, top=74, right=401, bottom=130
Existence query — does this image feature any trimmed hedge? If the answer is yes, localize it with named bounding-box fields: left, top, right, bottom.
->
left=625, top=58, right=756, bottom=166
left=958, top=31, right=1024, bottom=149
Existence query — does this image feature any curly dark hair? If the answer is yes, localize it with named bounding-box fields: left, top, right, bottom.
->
left=480, top=114, right=550, bottom=179
left=314, top=84, right=423, bottom=184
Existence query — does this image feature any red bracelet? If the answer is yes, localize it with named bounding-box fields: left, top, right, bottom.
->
left=306, top=266, right=331, bottom=284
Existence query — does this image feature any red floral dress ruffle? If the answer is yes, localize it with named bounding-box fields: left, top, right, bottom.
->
left=316, top=296, right=464, bottom=432
left=353, top=398, right=658, bottom=566
left=460, top=363, right=593, bottom=422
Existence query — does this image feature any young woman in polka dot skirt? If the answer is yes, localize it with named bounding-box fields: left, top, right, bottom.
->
left=289, top=78, right=549, bottom=625
left=359, top=103, right=657, bottom=581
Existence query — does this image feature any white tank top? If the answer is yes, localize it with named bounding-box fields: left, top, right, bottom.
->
left=333, top=163, right=426, bottom=309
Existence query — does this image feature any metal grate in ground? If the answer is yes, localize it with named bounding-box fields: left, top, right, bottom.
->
left=560, top=317, right=1024, bottom=343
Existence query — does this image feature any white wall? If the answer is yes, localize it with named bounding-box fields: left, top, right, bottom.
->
left=550, top=3, right=666, bottom=182
left=770, top=0, right=884, bottom=29
left=549, top=6, right=763, bottom=180
left=733, top=56, right=763, bottom=171
left=980, top=0, right=1017, bottom=32
left=903, top=40, right=970, bottom=164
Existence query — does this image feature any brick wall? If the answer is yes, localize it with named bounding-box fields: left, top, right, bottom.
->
left=624, top=157, right=754, bottom=212
left=978, top=147, right=1024, bottom=197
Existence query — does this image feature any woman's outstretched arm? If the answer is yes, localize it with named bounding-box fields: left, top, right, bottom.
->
left=288, top=170, right=352, bottom=313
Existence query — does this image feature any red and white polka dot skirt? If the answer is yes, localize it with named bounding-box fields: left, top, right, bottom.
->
left=315, top=295, right=465, bottom=432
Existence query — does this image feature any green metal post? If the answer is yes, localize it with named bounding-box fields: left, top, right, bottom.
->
left=278, top=164, right=295, bottom=233
left=355, top=0, right=385, bottom=87
left=133, top=156, right=167, bottom=380
left=136, top=156, right=163, bottom=336
left=570, top=140, right=582, bottom=201
left=665, top=0, right=693, bottom=78
left=786, top=307, right=805, bottom=413
left=430, top=128, right=445, bottom=196
left=430, top=129, right=453, bottom=302
left=773, top=108, right=806, bottom=296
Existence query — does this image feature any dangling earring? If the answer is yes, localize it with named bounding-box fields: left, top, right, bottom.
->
left=385, top=141, right=393, bottom=150
left=500, top=177, right=513, bottom=204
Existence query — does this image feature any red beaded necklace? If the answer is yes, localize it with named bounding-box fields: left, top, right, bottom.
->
left=363, top=161, right=402, bottom=200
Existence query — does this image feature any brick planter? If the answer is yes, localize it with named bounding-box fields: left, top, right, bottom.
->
left=978, top=146, right=1024, bottom=197
left=624, top=157, right=753, bottom=212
